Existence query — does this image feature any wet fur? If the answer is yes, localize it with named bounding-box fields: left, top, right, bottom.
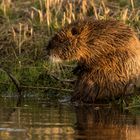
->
left=47, top=17, right=140, bottom=103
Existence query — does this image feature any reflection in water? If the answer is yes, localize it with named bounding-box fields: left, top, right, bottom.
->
left=0, top=98, right=140, bottom=140
left=75, top=106, right=140, bottom=140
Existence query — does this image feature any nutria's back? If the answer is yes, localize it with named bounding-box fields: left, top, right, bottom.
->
left=46, top=17, right=140, bottom=103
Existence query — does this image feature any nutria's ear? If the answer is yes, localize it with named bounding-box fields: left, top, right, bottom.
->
left=71, top=27, right=79, bottom=36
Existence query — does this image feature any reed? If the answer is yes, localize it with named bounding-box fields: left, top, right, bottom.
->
left=29, top=0, right=140, bottom=31
left=0, top=0, right=12, bottom=17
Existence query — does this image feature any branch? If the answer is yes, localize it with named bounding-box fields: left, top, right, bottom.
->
left=21, top=85, right=73, bottom=92
left=0, top=67, right=21, bottom=96
left=49, top=74, right=76, bottom=83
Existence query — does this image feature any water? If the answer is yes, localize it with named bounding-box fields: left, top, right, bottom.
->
left=0, top=97, right=140, bottom=140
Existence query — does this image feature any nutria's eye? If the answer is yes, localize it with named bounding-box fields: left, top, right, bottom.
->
left=71, top=27, right=78, bottom=35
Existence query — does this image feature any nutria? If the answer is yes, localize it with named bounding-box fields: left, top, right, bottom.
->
left=46, top=17, right=140, bottom=103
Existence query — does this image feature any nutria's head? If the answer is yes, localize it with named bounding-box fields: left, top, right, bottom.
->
left=46, top=19, right=92, bottom=63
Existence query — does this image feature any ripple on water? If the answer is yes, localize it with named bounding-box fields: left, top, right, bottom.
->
left=0, top=97, right=140, bottom=140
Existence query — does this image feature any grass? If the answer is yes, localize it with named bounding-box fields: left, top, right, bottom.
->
left=0, top=0, right=140, bottom=106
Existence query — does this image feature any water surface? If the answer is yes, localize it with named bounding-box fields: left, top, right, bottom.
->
left=0, top=97, right=140, bottom=140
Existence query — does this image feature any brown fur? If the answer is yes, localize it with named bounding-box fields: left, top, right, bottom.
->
left=46, top=17, right=140, bottom=103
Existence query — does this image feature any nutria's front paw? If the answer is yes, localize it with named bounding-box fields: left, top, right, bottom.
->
left=72, top=66, right=81, bottom=75
left=72, top=65, right=87, bottom=75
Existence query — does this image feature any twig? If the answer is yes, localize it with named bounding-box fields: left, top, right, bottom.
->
left=21, top=85, right=73, bottom=92
left=0, top=79, right=73, bottom=92
left=49, top=74, right=76, bottom=83
left=0, top=67, right=21, bottom=96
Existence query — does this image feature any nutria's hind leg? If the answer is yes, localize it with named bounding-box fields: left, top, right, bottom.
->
left=71, top=83, right=100, bottom=104
left=71, top=92, right=96, bottom=104
left=71, top=92, right=83, bottom=103
left=124, top=83, right=136, bottom=96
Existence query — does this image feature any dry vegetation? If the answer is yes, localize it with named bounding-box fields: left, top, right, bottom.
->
left=0, top=0, right=139, bottom=99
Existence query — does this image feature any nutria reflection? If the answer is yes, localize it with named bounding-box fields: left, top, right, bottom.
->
left=74, top=105, right=140, bottom=140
